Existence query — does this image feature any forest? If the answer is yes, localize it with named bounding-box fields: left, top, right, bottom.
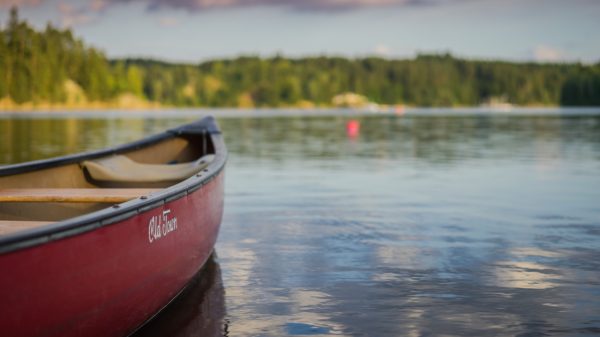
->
left=1, top=7, right=599, bottom=109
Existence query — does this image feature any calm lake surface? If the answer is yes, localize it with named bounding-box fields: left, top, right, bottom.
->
left=1, top=109, right=600, bottom=336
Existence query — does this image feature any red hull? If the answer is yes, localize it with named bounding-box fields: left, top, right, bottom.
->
left=0, top=172, right=224, bottom=337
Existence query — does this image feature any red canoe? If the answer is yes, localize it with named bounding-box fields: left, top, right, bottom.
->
left=0, top=116, right=226, bottom=337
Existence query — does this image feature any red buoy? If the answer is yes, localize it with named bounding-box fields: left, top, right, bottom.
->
left=346, top=120, right=360, bottom=138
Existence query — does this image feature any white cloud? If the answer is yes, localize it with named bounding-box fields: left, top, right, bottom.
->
left=374, top=44, right=391, bottom=56
left=532, top=45, right=567, bottom=62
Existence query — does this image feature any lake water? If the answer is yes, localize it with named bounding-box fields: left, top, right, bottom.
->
left=1, top=109, right=600, bottom=336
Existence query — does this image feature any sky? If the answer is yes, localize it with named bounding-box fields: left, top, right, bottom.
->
left=0, top=0, right=598, bottom=63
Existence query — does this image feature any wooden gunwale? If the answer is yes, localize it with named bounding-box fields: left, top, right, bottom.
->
left=0, top=188, right=159, bottom=203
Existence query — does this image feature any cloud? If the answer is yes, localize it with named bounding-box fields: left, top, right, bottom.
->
left=99, top=0, right=467, bottom=12
left=90, top=0, right=109, bottom=11
left=374, top=44, right=391, bottom=56
left=158, top=16, right=179, bottom=27
left=58, top=2, right=93, bottom=27
left=0, top=0, right=42, bottom=8
left=532, top=45, right=567, bottom=62
left=1, top=0, right=469, bottom=15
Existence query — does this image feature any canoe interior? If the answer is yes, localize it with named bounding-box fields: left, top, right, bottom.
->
left=0, top=132, right=214, bottom=235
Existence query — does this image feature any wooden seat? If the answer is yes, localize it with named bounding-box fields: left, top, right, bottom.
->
left=0, top=220, right=53, bottom=236
left=82, top=154, right=214, bottom=183
left=0, top=188, right=159, bottom=203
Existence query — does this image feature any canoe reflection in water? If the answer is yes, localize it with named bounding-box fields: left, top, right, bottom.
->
left=133, top=254, right=227, bottom=337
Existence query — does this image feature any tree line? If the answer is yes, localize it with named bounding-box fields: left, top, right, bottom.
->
left=1, top=7, right=599, bottom=108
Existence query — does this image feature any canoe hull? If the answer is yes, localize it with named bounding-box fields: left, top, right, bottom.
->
left=0, top=171, right=224, bottom=337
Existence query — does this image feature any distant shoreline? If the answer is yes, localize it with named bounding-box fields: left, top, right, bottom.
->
left=0, top=96, right=164, bottom=112
left=1, top=106, right=599, bottom=119
left=0, top=100, right=578, bottom=114
left=0, top=105, right=549, bottom=113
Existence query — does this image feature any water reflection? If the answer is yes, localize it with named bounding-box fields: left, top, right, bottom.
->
left=0, top=118, right=191, bottom=164
left=490, top=260, right=562, bottom=289
left=218, top=115, right=600, bottom=165
left=131, top=255, right=226, bottom=337
left=2, top=111, right=600, bottom=336
left=2, top=114, right=599, bottom=166
left=217, top=112, right=600, bottom=336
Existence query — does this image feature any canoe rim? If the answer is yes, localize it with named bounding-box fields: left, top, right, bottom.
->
left=0, top=116, right=227, bottom=254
